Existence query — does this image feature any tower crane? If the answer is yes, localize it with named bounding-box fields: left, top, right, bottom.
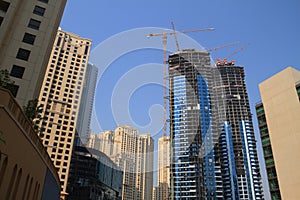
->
left=215, top=43, right=249, bottom=66
left=206, top=41, right=240, bottom=52
left=147, top=22, right=215, bottom=137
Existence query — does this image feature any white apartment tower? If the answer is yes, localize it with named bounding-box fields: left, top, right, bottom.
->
left=136, top=134, right=154, bottom=200
left=38, top=29, right=91, bottom=199
left=0, top=0, right=67, bottom=106
left=76, top=63, right=98, bottom=145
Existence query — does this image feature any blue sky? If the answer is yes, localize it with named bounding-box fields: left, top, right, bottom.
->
left=60, top=0, right=300, bottom=195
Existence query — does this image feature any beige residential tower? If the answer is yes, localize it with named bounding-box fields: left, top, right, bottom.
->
left=38, top=29, right=91, bottom=199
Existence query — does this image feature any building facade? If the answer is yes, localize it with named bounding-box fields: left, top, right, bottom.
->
left=157, top=136, right=170, bottom=200
left=76, top=63, right=98, bottom=146
left=168, top=49, right=263, bottom=199
left=87, top=126, right=155, bottom=200
left=0, top=0, right=67, bottom=106
left=135, top=134, right=154, bottom=200
left=0, top=88, right=60, bottom=200
left=37, top=29, right=92, bottom=199
left=99, top=130, right=114, bottom=156
left=256, top=67, right=300, bottom=200
left=67, top=145, right=123, bottom=200
left=112, top=126, right=138, bottom=200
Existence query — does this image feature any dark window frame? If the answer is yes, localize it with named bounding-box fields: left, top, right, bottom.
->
left=38, top=0, right=49, bottom=3
left=22, top=33, right=36, bottom=45
left=0, top=1, right=10, bottom=13
left=10, top=65, right=25, bottom=79
left=16, top=48, right=31, bottom=61
left=33, top=5, right=45, bottom=16
left=28, top=18, right=41, bottom=30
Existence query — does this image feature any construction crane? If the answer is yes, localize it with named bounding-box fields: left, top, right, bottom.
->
left=206, top=41, right=240, bottom=52
left=147, top=22, right=215, bottom=137
left=215, top=43, right=249, bottom=66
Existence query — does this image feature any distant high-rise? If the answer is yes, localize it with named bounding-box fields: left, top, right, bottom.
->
left=113, top=125, right=138, bottom=200
left=76, top=63, right=98, bottom=145
left=87, top=126, right=155, bottom=200
left=0, top=0, right=67, bottom=106
left=99, top=130, right=114, bottom=156
left=256, top=67, right=300, bottom=200
left=169, top=49, right=263, bottom=199
left=87, top=133, right=100, bottom=150
left=157, top=136, right=170, bottom=200
left=38, top=29, right=91, bottom=199
left=136, top=134, right=154, bottom=200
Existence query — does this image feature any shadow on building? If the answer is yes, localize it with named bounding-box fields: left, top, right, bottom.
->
left=0, top=88, right=60, bottom=199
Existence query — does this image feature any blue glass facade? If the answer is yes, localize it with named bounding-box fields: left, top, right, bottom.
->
left=198, top=74, right=217, bottom=199
left=240, top=120, right=262, bottom=199
left=172, top=75, right=198, bottom=199
left=219, top=122, right=239, bottom=200
left=169, top=49, right=263, bottom=200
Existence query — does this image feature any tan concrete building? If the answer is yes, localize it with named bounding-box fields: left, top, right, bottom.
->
left=99, top=130, right=114, bottom=156
left=257, top=67, right=300, bottom=200
left=87, top=133, right=100, bottom=150
left=157, top=136, right=170, bottom=200
left=0, top=0, right=67, bottom=106
left=0, top=88, right=60, bottom=200
left=113, top=125, right=138, bottom=200
left=88, top=126, right=154, bottom=200
left=37, top=29, right=91, bottom=199
left=135, top=134, right=154, bottom=200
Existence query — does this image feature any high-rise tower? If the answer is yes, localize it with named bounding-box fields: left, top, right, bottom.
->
left=168, top=49, right=263, bottom=199
left=99, top=130, right=114, bottom=156
left=76, top=63, right=98, bottom=145
left=157, top=136, right=170, bottom=200
left=135, top=134, right=154, bottom=200
left=0, top=0, right=67, bottom=106
left=256, top=67, right=300, bottom=200
left=113, top=125, right=138, bottom=200
left=37, top=29, right=91, bottom=199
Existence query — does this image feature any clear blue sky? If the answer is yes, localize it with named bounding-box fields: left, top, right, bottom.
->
left=60, top=0, right=300, bottom=196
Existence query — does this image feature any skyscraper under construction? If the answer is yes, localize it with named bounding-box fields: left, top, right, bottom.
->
left=169, top=49, right=263, bottom=199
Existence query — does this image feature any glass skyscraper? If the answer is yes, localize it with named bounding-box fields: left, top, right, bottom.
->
left=169, top=49, right=263, bottom=199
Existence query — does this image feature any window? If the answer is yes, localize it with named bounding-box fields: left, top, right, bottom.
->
left=33, top=5, right=45, bottom=16
left=10, top=65, right=25, bottom=78
left=22, top=33, right=36, bottom=45
left=296, top=84, right=300, bottom=101
left=56, top=37, right=61, bottom=46
left=28, top=19, right=41, bottom=30
left=84, top=46, right=89, bottom=55
left=0, top=0, right=10, bottom=13
left=16, top=48, right=30, bottom=61
left=38, top=0, right=49, bottom=3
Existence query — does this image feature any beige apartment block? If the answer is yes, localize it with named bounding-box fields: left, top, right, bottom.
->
left=135, top=134, right=154, bottom=200
left=99, top=130, right=114, bottom=156
left=0, top=0, right=67, bottom=106
left=37, top=29, right=91, bottom=199
left=113, top=125, right=138, bottom=200
left=259, top=67, right=300, bottom=200
left=157, top=136, right=170, bottom=200
left=87, top=133, right=100, bottom=150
